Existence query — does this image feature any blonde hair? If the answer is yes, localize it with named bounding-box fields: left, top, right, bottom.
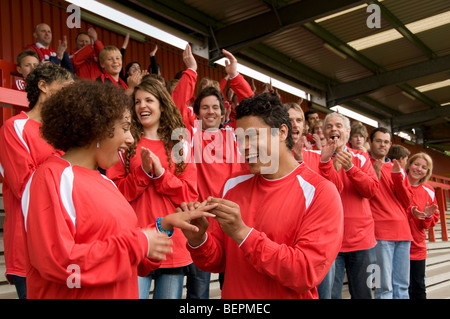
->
left=283, top=103, right=304, bottom=122
left=405, top=152, right=433, bottom=184
left=350, top=122, right=368, bottom=139
left=311, top=119, right=324, bottom=134
left=99, top=45, right=121, bottom=65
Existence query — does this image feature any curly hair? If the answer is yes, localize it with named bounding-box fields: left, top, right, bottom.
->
left=126, top=77, right=187, bottom=175
left=236, top=93, right=293, bottom=150
left=40, top=80, right=130, bottom=152
left=25, top=63, right=73, bottom=109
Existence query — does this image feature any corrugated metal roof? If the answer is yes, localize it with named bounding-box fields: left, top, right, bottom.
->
left=383, top=0, right=450, bottom=24
left=263, top=26, right=374, bottom=83
left=359, top=37, right=427, bottom=70
left=315, top=4, right=392, bottom=43
left=367, top=86, right=429, bottom=113
left=416, top=24, right=450, bottom=56
left=184, top=0, right=271, bottom=25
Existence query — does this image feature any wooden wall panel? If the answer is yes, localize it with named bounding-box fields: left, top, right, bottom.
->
left=0, top=0, right=302, bottom=102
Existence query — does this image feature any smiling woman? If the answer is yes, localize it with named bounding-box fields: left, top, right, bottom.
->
left=40, top=80, right=131, bottom=159
left=106, top=76, right=199, bottom=299
left=21, top=80, right=173, bottom=298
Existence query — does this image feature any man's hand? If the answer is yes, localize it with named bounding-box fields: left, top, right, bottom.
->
left=334, top=151, right=353, bottom=171
left=373, top=159, right=383, bottom=180
left=174, top=201, right=216, bottom=247
left=56, top=36, right=68, bottom=60
left=292, top=136, right=305, bottom=161
left=87, top=27, right=98, bottom=43
left=222, top=49, right=238, bottom=78
left=183, top=44, right=197, bottom=72
left=207, top=197, right=252, bottom=246
left=320, top=138, right=337, bottom=163
left=392, top=158, right=402, bottom=173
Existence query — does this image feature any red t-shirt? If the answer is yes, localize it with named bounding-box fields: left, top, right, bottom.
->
left=188, top=164, right=344, bottom=299
left=22, top=156, right=156, bottom=298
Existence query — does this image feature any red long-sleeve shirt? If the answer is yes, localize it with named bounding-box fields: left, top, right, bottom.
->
left=188, top=163, right=343, bottom=299
left=408, top=184, right=440, bottom=260
left=369, top=158, right=413, bottom=241
left=70, top=41, right=104, bottom=80
left=318, top=148, right=379, bottom=252
left=191, top=124, right=249, bottom=201
left=173, top=69, right=252, bottom=201
left=301, top=148, right=344, bottom=193
left=221, top=73, right=254, bottom=130
left=0, top=112, right=63, bottom=280
left=22, top=156, right=158, bottom=299
left=107, top=138, right=198, bottom=269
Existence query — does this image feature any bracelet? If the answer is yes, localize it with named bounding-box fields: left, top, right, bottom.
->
left=156, top=217, right=174, bottom=237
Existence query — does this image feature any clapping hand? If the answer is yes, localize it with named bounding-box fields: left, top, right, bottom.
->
left=141, top=147, right=164, bottom=177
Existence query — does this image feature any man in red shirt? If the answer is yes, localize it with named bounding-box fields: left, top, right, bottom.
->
left=70, top=28, right=104, bottom=80
left=369, top=127, right=412, bottom=299
left=25, top=23, right=73, bottom=74
left=318, top=113, right=379, bottom=299
left=183, top=93, right=344, bottom=299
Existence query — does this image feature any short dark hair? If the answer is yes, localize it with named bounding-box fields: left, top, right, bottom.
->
left=25, top=63, right=73, bottom=109
left=304, top=109, right=318, bottom=121
left=369, top=127, right=392, bottom=142
left=41, top=80, right=130, bottom=152
left=125, top=61, right=141, bottom=76
left=388, top=144, right=410, bottom=161
left=236, top=93, right=293, bottom=150
left=75, top=32, right=89, bottom=42
left=16, top=49, right=39, bottom=65
left=193, top=86, right=225, bottom=116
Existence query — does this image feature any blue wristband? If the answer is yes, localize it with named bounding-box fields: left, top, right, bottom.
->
left=156, top=217, right=174, bottom=237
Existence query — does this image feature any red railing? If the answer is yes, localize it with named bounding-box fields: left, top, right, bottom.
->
left=428, top=175, right=450, bottom=242
left=0, top=87, right=28, bottom=123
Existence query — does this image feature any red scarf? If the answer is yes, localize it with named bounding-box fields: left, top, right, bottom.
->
left=100, top=72, right=128, bottom=90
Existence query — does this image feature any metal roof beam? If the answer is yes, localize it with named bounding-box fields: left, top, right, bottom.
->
left=327, top=54, right=450, bottom=106
left=241, top=44, right=336, bottom=90
left=303, top=21, right=442, bottom=109
left=372, top=0, right=438, bottom=59
left=129, top=0, right=218, bottom=36
left=392, top=105, right=450, bottom=131
left=209, top=0, right=367, bottom=60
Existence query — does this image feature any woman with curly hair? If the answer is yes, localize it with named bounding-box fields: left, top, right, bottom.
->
left=21, top=80, right=214, bottom=299
left=107, top=77, right=199, bottom=299
left=0, top=63, right=73, bottom=299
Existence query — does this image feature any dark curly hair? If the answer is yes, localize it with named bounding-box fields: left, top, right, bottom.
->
left=25, top=63, right=73, bottom=109
left=40, top=80, right=130, bottom=152
left=193, top=86, right=225, bottom=116
left=236, top=93, right=293, bottom=150
left=126, top=77, right=187, bottom=175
